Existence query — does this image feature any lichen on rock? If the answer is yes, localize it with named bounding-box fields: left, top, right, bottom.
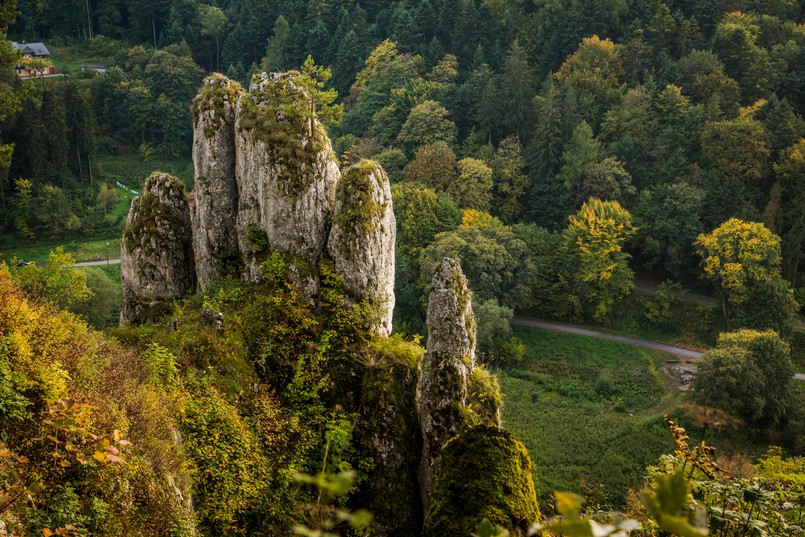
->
left=191, top=74, right=243, bottom=290
left=418, top=257, right=477, bottom=514
left=424, top=425, right=540, bottom=537
left=327, top=160, right=395, bottom=335
left=121, top=172, right=196, bottom=325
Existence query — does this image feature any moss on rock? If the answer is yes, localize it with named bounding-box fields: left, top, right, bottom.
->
left=331, top=160, right=386, bottom=233
left=356, top=355, right=423, bottom=537
left=465, top=365, right=502, bottom=428
left=191, top=73, right=244, bottom=133
left=237, top=71, right=325, bottom=197
left=424, top=425, right=540, bottom=537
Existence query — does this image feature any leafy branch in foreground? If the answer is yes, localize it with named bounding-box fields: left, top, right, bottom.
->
left=292, top=470, right=372, bottom=537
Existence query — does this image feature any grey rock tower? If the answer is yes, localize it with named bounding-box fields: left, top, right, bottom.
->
left=190, top=74, right=243, bottom=290
left=120, top=172, right=196, bottom=325
left=418, top=257, right=477, bottom=513
left=234, top=72, right=340, bottom=285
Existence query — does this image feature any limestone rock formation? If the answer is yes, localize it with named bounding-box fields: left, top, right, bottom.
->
left=418, top=257, right=477, bottom=514
left=424, top=426, right=540, bottom=537
left=191, top=74, right=243, bottom=290
left=358, top=362, right=422, bottom=537
left=327, top=160, right=395, bottom=335
left=120, top=172, right=196, bottom=325
left=235, top=71, right=340, bottom=283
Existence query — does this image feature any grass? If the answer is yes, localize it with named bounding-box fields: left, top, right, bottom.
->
left=78, top=262, right=121, bottom=289
left=0, top=238, right=121, bottom=264
left=498, top=326, right=675, bottom=508
left=498, top=324, right=805, bottom=511
left=96, top=152, right=194, bottom=192
left=47, top=44, right=115, bottom=76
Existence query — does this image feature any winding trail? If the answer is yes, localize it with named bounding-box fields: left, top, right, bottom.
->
left=511, top=316, right=805, bottom=382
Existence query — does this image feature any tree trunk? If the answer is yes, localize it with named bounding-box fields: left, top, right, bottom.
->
left=85, top=0, right=93, bottom=39
left=77, top=145, right=84, bottom=184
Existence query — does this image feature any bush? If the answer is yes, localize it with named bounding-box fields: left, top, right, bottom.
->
left=693, top=330, right=795, bottom=426
left=475, top=298, right=525, bottom=367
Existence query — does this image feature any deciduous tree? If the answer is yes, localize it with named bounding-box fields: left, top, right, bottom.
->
left=418, top=213, right=532, bottom=309
left=397, top=100, right=456, bottom=156
left=695, top=218, right=797, bottom=333
left=8, top=247, right=93, bottom=310
left=693, top=330, right=794, bottom=426
left=563, top=198, right=637, bottom=320
left=401, top=141, right=457, bottom=190
left=447, top=157, right=493, bottom=211
left=700, top=111, right=771, bottom=181
left=555, top=35, right=625, bottom=128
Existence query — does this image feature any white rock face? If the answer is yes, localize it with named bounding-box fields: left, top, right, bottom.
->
left=234, top=72, right=340, bottom=284
left=120, top=172, right=196, bottom=325
left=191, top=74, right=243, bottom=290
left=232, top=110, right=267, bottom=281
left=418, top=257, right=477, bottom=513
left=327, top=161, right=396, bottom=335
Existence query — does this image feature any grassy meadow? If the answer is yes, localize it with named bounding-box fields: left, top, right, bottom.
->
left=0, top=237, right=122, bottom=264
left=499, top=324, right=805, bottom=510
left=498, top=326, right=676, bottom=508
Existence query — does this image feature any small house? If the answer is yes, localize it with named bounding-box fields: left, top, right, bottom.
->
left=12, top=42, right=57, bottom=78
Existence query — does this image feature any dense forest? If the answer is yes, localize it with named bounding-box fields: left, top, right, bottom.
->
left=2, top=0, right=804, bottom=333
left=1, top=0, right=805, bottom=535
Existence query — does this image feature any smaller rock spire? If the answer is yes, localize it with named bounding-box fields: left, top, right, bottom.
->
left=120, top=172, right=196, bottom=325
left=418, top=257, right=477, bottom=514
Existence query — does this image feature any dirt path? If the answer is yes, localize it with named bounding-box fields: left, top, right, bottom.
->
left=511, top=317, right=704, bottom=359
left=74, top=258, right=121, bottom=267
left=511, top=316, right=805, bottom=383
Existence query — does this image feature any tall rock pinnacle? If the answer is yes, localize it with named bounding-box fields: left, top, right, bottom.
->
left=120, top=172, right=196, bottom=325
left=191, top=74, right=243, bottom=290
left=234, top=71, right=340, bottom=284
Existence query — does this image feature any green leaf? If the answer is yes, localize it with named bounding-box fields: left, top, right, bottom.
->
left=473, top=518, right=510, bottom=537
left=641, top=470, right=708, bottom=537
left=655, top=515, right=708, bottom=537
left=656, top=470, right=688, bottom=515
left=555, top=491, right=586, bottom=518
left=349, top=509, right=373, bottom=529
left=742, top=486, right=762, bottom=503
